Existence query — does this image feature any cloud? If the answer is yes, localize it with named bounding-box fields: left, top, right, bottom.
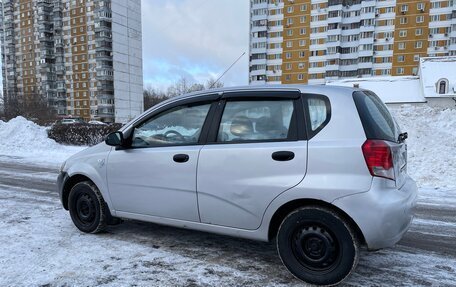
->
left=141, top=0, right=249, bottom=90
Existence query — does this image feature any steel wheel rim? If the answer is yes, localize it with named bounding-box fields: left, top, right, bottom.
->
left=75, top=193, right=96, bottom=225
left=291, top=224, right=340, bottom=272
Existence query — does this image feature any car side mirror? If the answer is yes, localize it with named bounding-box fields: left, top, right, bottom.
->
left=105, top=131, right=124, bottom=147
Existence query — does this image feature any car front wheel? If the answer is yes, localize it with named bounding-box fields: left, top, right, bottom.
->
left=68, top=181, right=107, bottom=233
left=277, top=206, right=359, bottom=286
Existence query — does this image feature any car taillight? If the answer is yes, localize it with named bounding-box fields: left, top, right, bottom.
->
left=362, top=139, right=395, bottom=181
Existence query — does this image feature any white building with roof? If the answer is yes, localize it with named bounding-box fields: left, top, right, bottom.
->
left=419, top=57, right=456, bottom=106
left=327, top=56, right=456, bottom=108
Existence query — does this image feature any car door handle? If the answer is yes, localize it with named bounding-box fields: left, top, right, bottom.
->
left=173, top=154, right=189, bottom=163
left=272, top=151, right=295, bottom=161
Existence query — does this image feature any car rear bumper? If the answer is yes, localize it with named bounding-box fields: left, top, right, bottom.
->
left=332, top=175, right=418, bottom=250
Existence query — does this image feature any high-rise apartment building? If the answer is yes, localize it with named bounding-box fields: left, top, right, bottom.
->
left=0, top=0, right=143, bottom=123
left=249, top=0, right=456, bottom=85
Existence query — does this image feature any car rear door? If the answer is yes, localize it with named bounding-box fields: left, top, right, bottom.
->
left=196, top=91, right=308, bottom=230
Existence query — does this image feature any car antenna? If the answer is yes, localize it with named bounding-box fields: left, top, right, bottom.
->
left=210, top=52, right=246, bottom=89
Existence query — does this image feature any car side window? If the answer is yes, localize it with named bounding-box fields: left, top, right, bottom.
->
left=308, top=98, right=327, bottom=131
left=304, top=95, right=331, bottom=139
left=217, top=100, right=295, bottom=142
left=132, top=103, right=211, bottom=147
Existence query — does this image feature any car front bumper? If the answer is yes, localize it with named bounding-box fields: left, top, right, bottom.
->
left=332, top=175, right=418, bottom=250
left=57, top=171, right=69, bottom=209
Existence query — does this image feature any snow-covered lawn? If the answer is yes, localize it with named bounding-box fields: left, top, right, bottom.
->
left=0, top=105, right=455, bottom=286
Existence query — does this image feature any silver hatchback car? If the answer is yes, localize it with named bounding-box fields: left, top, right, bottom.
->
left=57, top=85, right=417, bottom=286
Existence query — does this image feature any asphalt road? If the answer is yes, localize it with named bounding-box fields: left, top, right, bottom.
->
left=0, top=158, right=455, bottom=286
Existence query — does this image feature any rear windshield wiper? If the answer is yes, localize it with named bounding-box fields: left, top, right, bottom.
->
left=398, top=132, right=408, bottom=143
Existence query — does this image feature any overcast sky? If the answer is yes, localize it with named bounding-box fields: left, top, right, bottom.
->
left=0, top=1, right=249, bottom=95
left=140, top=0, right=250, bottom=90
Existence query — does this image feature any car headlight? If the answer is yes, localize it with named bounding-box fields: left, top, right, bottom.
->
left=60, top=161, right=67, bottom=173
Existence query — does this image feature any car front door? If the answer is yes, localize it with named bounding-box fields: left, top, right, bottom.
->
left=107, top=100, right=215, bottom=221
left=197, top=91, right=308, bottom=230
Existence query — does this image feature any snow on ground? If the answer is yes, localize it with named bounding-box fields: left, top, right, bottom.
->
left=0, top=168, right=455, bottom=286
left=0, top=117, right=84, bottom=168
left=390, top=105, right=456, bottom=188
left=1, top=186, right=266, bottom=286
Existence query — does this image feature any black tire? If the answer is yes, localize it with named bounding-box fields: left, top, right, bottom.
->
left=277, top=206, right=359, bottom=286
left=68, top=181, right=107, bottom=233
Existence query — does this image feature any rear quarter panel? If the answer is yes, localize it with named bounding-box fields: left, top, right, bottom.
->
left=259, top=88, right=373, bottom=235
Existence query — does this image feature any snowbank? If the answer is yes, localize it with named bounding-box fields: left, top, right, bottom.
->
left=0, top=117, right=84, bottom=167
left=390, top=105, right=456, bottom=188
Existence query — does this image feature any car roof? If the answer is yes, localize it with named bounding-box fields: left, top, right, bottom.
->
left=186, top=84, right=355, bottom=97
left=153, top=84, right=359, bottom=109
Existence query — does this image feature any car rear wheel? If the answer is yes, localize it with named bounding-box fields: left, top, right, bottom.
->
left=277, top=206, right=359, bottom=286
left=68, top=181, right=107, bottom=233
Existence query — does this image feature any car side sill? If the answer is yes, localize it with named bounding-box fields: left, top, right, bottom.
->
left=115, top=211, right=269, bottom=242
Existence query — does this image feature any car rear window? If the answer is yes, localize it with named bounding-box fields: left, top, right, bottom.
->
left=353, top=90, right=398, bottom=143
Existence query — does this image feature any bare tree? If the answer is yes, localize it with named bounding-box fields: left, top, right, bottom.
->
left=0, top=91, right=4, bottom=120
left=22, top=95, right=57, bottom=125
left=143, top=87, right=169, bottom=110
left=143, top=77, right=225, bottom=110
left=3, top=94, right=22, bottom=121
left=166, top=77, right=205, bottom=97
left=205, top=78, right=224, bottom=90
left=2, top=93, right=56, bottom=124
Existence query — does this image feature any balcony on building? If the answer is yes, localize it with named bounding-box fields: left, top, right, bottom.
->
left=328, top=0, right=343, bottom=7
left=361, top=12, right=376, bottom=21
left=251, top=25, right=268, bottom=33
left=4, top=22, right=14, bottom=30
left=360, top=25, right=375, bottom=32
left=359, top=37, right=374, bottom=45
left=327, top=24, right=342, bottom=35
left=94, top=20, right=112, bottom=33
left=96, top=68, right=114, bottom=81
left=342, top=15, right=362, bottom=25
left=54, top=20, right=63, bottom=31
left=358, top=61, right=373, bottom=69
left=96, top=50, right=113, bottom=61
left=251, top=2, right=268, bottom=10
left=56, top=83, right=66, bottom=93
left=97, top=81, right=114, bottom=93
left=357, top=68, right=372, bottom=77
left=340, top=52, right=358, bottom=60
left=326, top=64, right=340, bottom=72
left=95, top=8, right=112, bottom=21
left=250, top=58, right=267, bottom=66
left=328, top=16, right=342, bottom=24
left=95, top=40, right=113, bottom=52
left=339, top=62, right=359, bottom=71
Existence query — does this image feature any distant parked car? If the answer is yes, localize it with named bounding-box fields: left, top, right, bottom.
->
left=57, top=85, right=417, bottom=286
left=58, top=118, right=84, bottom=125
left=88, top=120, right=107, bottom=125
